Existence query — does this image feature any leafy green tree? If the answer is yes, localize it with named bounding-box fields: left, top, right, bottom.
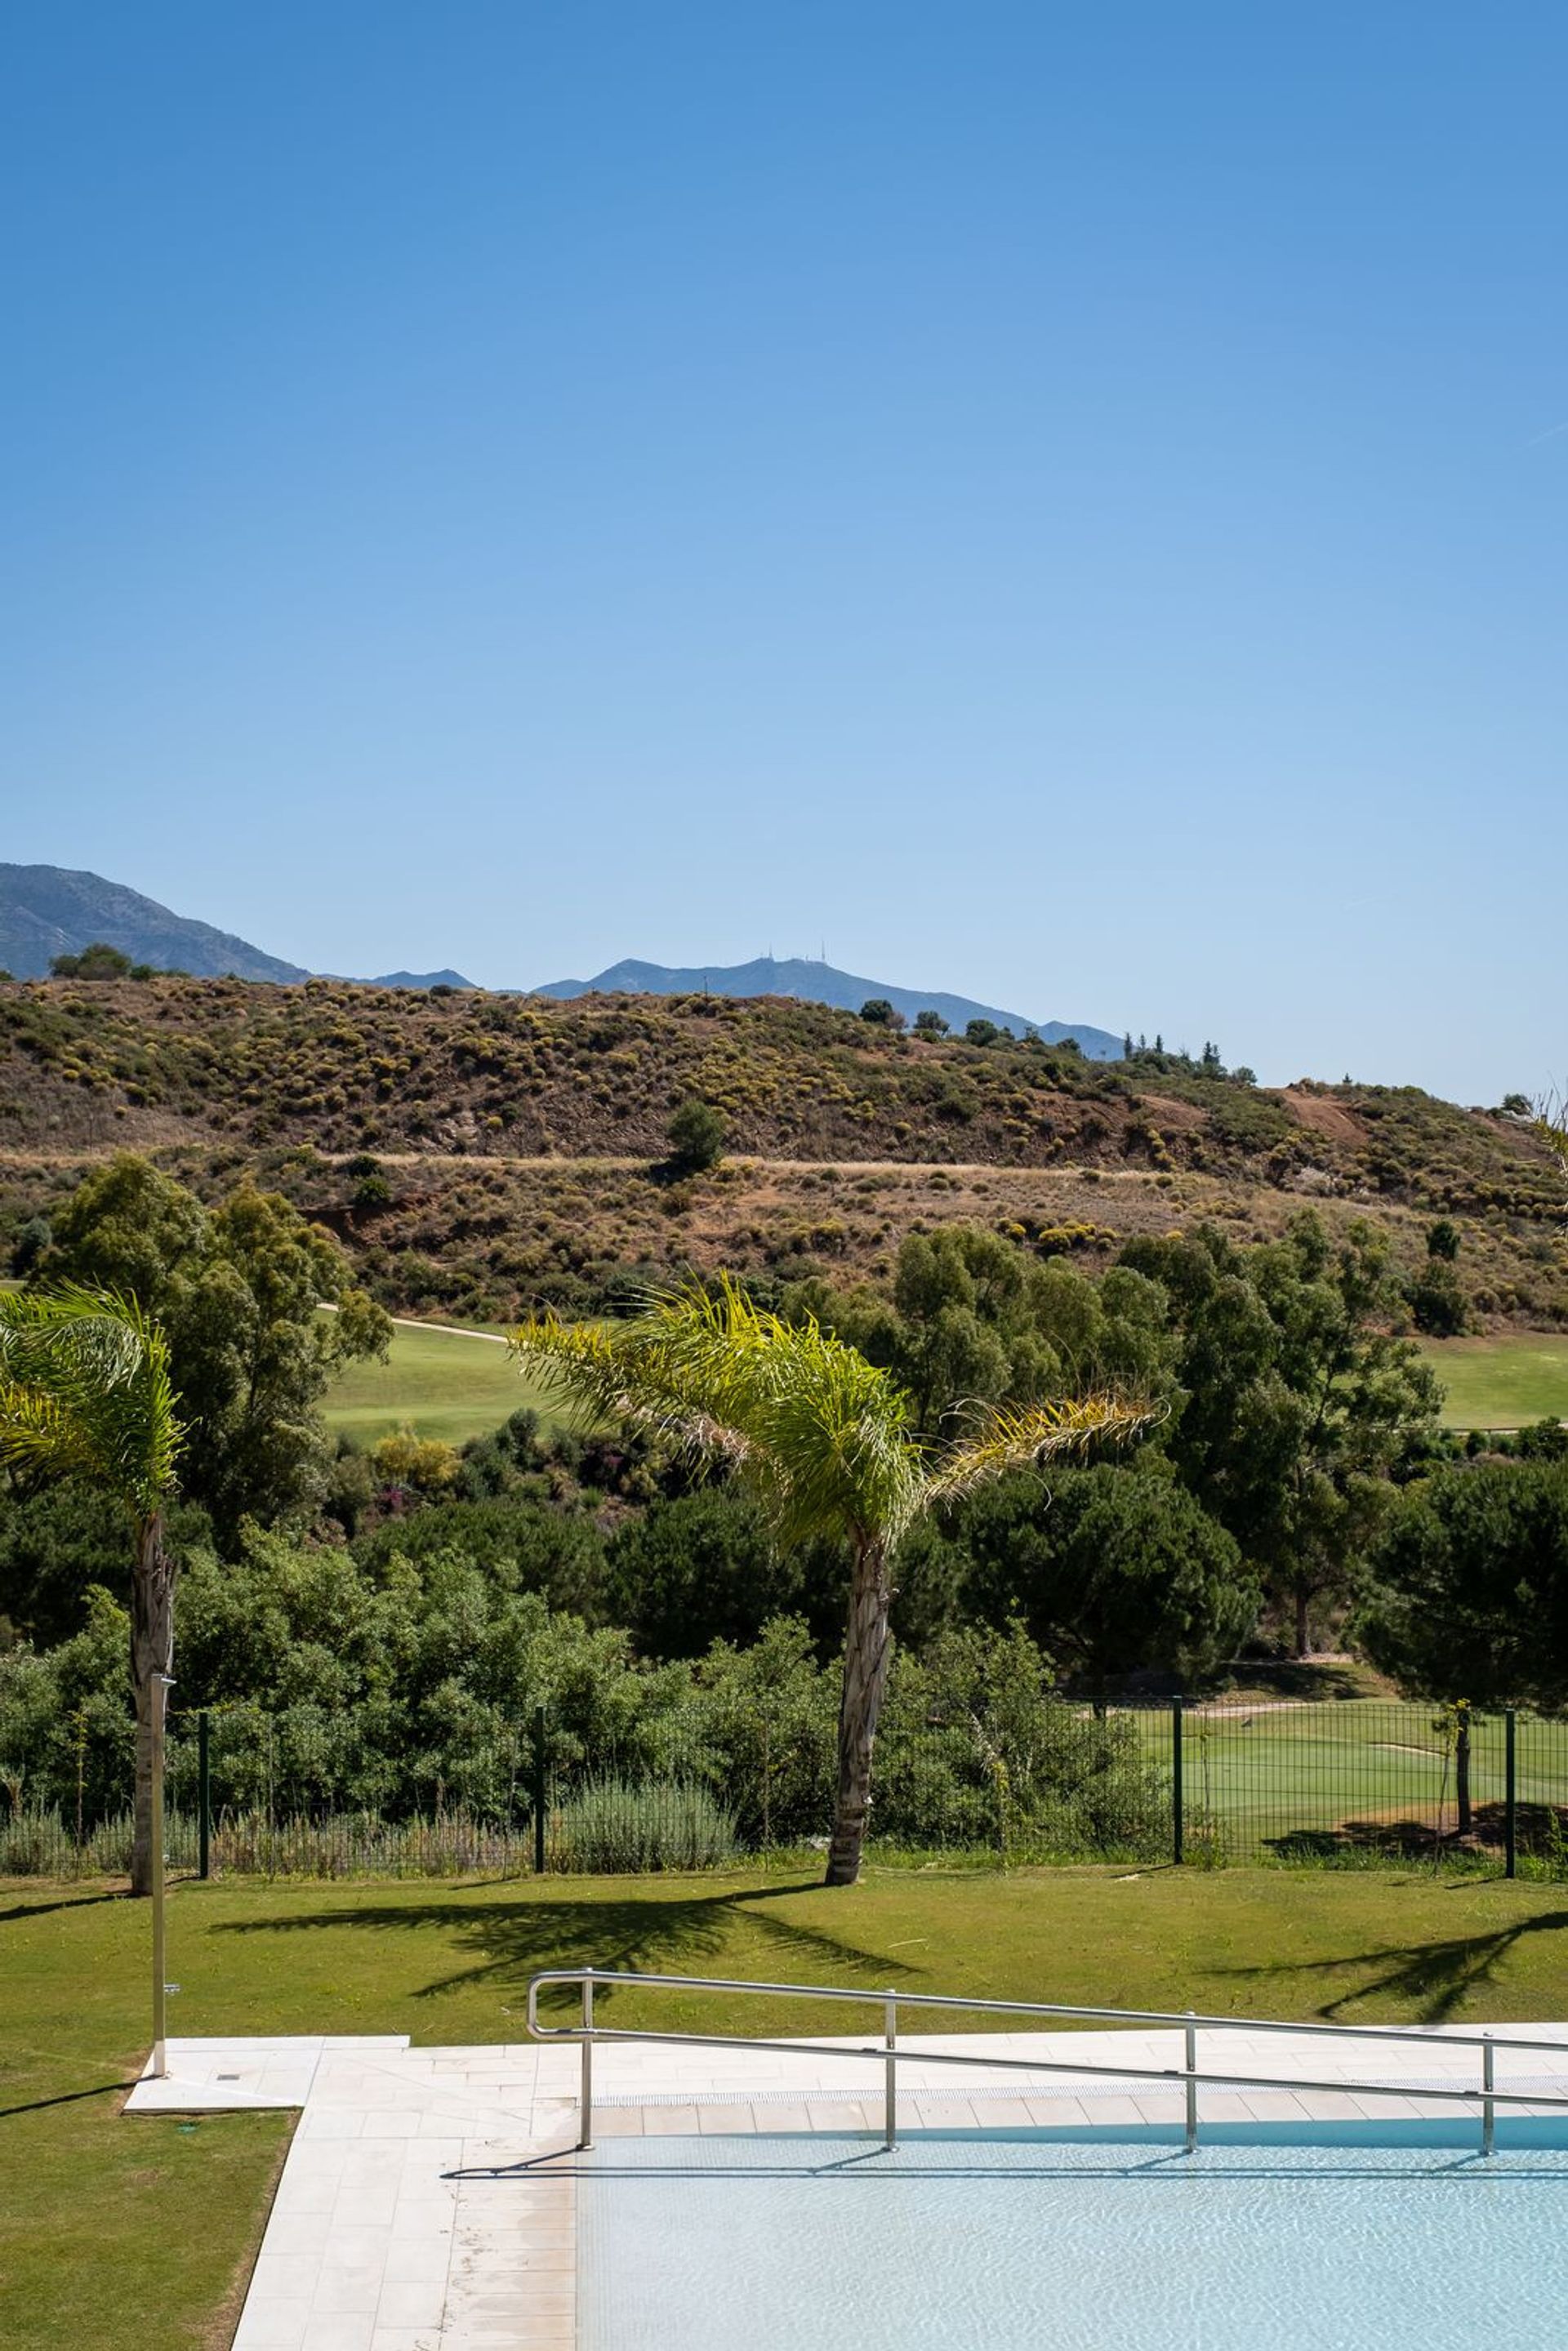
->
left=858, top=998, right=904, bottom=1030
left=352, top=1494, right=611, bottom=1619
left=510, top=1278, right=1149, bottom=1883
left=1359, top=1462, right=1568, bottom=1714
left=0, top=1286, right=183, bottom=1893
left=964, top=1017, right=1000, bottom=1046
left=346, top=1153, right=392, bottom=1210
left=945, top=1463, right=1258, bottom=1683
left=874, top=1623, right=1168, bottom=1858
left=608, top=1489, right=808, bottom=1656
left=1426, top=1219, right=1462, bottom=1262
left=0, top=1479, right=212, bottom=1650
left=794, top=1225, right=1175, bottom=1440
left=10, top=1216, right=51, bottom=1276
left=665, top=1098, right=727, bottom=1173
left=1120, top=1214, right=1441, bottom=1654
left=1515, top=1418, right=1568, bottom=1463
left=1407, top=1258, right=1467, bottom=1337
left=38, top=1153, right=390, bottom=1538
left=913, top=1009, right=949, bottom=1037
left=49, top=942, right=132, bottom=978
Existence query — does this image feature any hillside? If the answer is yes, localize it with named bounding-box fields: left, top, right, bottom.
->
left=0, top=863, right=310, bottom=983
left=1, top=973, right=1562, bottom=1332
left=0, top=867, right=1122, bottom=1055
left=536, top=954, right=1123, bottom=1056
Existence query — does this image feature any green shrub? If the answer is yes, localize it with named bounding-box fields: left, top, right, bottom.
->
left=666, top=1099, right=727, bottom=1173
left=549, top=1775, right=739, bottom=1872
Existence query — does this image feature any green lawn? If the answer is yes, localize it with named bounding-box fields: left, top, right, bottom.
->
left=1418, top=1330, right=1568, bottom=1429
left=8, top=1864, right=1568, bottom=2347
left=1125, top=1699, right=1568, bottom=1848
left=320, top=1316, right=563, bottom=1445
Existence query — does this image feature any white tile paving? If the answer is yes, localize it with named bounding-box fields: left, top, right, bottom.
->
left=126, top=2019, right=1568, bottom=2349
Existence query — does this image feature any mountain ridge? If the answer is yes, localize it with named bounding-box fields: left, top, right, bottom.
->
left=536, top=955, right=1122, bottom=1058
left=0, top=862, right=310, bottom=984
left=0, top=866, right=1124, bottom=1050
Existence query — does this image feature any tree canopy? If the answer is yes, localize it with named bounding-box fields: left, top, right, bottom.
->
left=1359, top=1461, right=1568, bottom=1712
left=1120, top=1214, right=1440, bottom=1653
left=38, top=1154, right=390, bottom=1538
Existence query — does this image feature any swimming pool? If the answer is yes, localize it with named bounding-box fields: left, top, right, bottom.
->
left=577, top=2126, right=1568, bottom=2349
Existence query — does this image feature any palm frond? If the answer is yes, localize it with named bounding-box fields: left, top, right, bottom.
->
left=507, top=1300, right=751, bottom=1459
left=1535, top=1092, right=1568, bottom=1174
left=510, top=1279, right=923, bottom=1547
left=921, top=1392, right=1156, bottom=1507
left=0, top=1282, right=184, bottom=1517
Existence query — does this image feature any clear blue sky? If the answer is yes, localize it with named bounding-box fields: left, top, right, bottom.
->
left=3, top=3, right=1564, bottom=1100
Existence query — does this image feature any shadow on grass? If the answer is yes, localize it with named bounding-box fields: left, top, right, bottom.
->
left=0, top=1889, right=128, bottom=1926
left=1218, top=1909, right=1568, bottom=2024
left=212, top=1878, right=922, bottom=2008
left=1270, top=1803, right=1568, bottom=1864
left=0, top=2081, right=123, bottom=2123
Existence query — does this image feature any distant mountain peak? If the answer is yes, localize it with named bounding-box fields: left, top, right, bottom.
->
left=0, top=870, right=1124, bottom=1058
left=372, top=968, right=474, bottom=991
left=0, top=862, right=309, bottom=983
left=532, top=954, right=1123, bottom=1059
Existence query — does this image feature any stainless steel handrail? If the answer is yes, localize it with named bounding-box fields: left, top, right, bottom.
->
left=525, top=1966, right=1568, bottom=2157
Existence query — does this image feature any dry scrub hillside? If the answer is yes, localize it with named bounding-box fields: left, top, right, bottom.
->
left=1, top=976, right=1562, bottom=1325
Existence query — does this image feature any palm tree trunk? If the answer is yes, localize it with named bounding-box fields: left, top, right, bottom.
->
left=825, top=1537, right=893, bottom=1887
left=131, top=1511, right=175, bottom=1899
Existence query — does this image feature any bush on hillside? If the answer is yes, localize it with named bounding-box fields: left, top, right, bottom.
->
left=665, top=1098, right=727, bottom=1172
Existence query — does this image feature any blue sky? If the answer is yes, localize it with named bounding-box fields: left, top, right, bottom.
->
left=2, top=3, right=1564, bottom=1100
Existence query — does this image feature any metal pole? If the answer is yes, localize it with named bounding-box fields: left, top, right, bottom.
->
left=151, top=1673, right=172, bottom=2078
left=532, top=1705, right=547, bottom=1877
left=1184, top=2011, right=1198, bottom=2153
left=198, top=1710, right=211, bottom=1882
left=579, top=1969, right=595, bottom=2149
left=1172, top=1695, right=1184, bottom=1865
left=884, top=1993, right=898, bottom=2149
left=1481, top=2033, right=1495, bottom=2157
left=1504, top=1710, right=1517, bottom=1881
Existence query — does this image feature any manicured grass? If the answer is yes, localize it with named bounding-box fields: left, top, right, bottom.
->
left=1418, top=1330, right=1568, bottom=1429
left=320, top=1316, right=563, bottom=1445
left=7, top=1864, right=1568, bottom=2347
left=1125, top=1700, right=1568, bottom=1844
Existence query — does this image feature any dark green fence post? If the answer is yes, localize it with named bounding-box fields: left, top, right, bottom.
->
left=1172, top=1694, right=1184, bottom=1864
left=532, top=1705, right=547, bottom=1875
left=198, top=1709, right=212, bottom=1881
left=1504, top=1709, right=1517, bottom=1881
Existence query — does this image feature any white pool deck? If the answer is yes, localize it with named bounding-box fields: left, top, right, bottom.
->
left=127, top=2020, right=1568, bottom=2351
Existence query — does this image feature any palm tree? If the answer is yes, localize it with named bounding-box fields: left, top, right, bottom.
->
left=0, top=1285, right=184, bottom=1897
left=510, top=1279, right=1152, bottom=1885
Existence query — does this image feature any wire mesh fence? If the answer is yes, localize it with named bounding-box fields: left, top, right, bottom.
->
left=1144, top=1699, right=1566, bottom=1866
left=5, top=1693, right=1568, bottom=1878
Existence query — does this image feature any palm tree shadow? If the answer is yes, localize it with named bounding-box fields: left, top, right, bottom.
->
left=1215, top=1909, right=1568, bottom=2024
left=0, top=1889, right=128, bottom=1926
left=215, top=1878, right=922, bottom=2010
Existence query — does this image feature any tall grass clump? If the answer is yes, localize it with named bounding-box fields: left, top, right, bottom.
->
left=0, top=1805, right=537, bottom=1879
left=549, top=1776, right=739, bottom=1872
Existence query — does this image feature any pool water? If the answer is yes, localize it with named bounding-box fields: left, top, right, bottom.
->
left=577, top=2126, right=1568, bottom=2349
